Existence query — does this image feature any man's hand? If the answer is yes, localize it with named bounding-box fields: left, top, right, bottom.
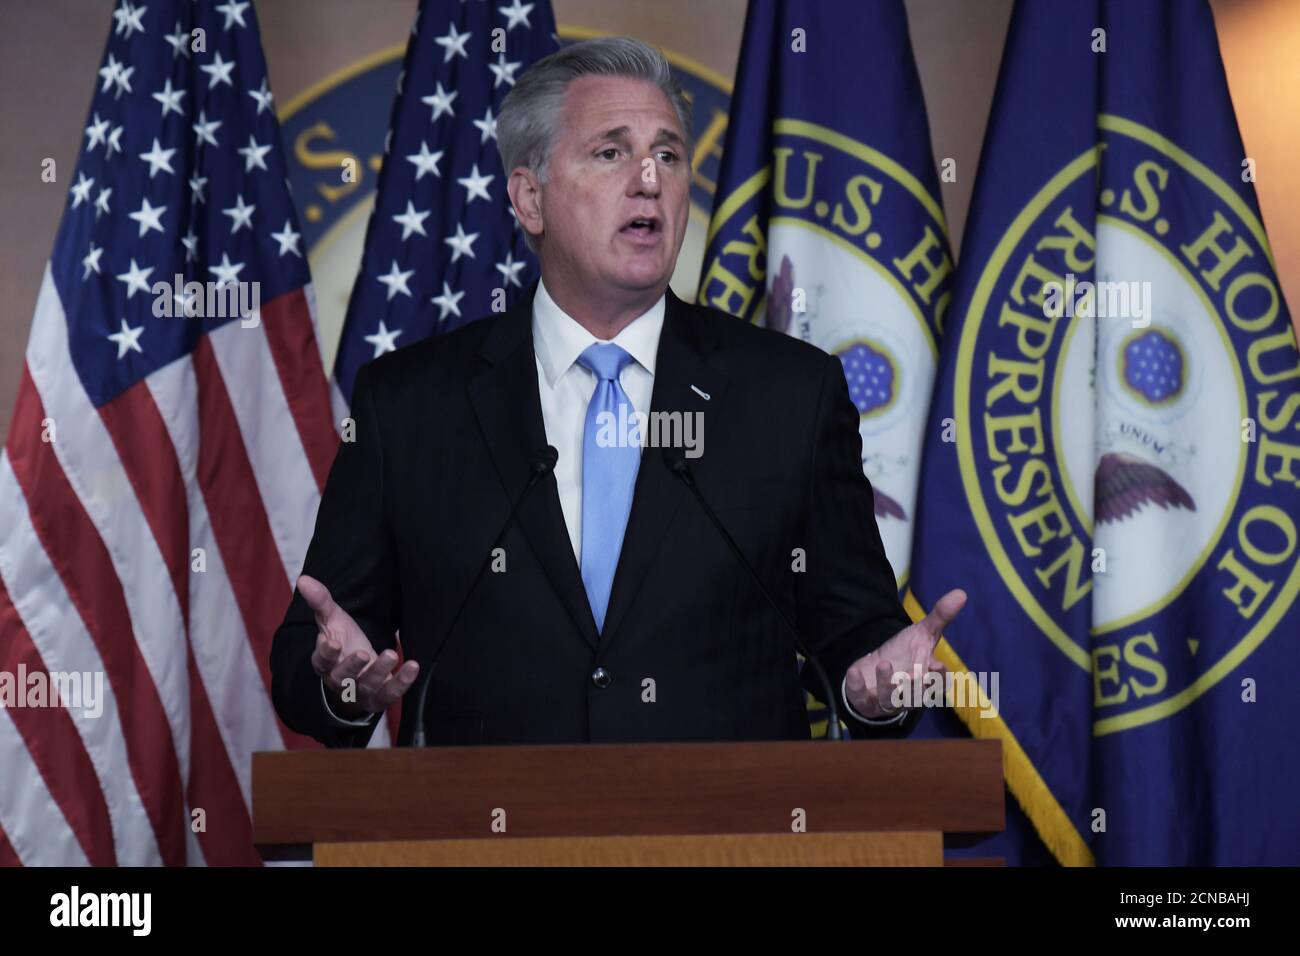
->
left=844, top=589, right=966, bottom=720
left=300, top=574, right=419, bottom=720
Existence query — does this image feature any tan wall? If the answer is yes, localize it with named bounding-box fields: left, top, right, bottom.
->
left=2, top=0, right=1297, bottom=445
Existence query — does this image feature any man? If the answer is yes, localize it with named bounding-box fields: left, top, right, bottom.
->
left=271, top=37, right=964, bottom=748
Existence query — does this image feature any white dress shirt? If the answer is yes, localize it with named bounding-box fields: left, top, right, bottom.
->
left=532, top=277, right=663, bottom=565
left=323, top=279, right=903, bottom=728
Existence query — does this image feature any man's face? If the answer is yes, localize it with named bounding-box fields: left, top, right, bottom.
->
left=529, top=74, right=690, bottom=299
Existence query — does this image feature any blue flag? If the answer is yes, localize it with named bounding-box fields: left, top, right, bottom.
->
left=698, top=0, right=953, bottom=739
left=700, top=0, right=952, bottom=598
left=333, top=0, right=557, bottom=402
left=912, top=0, right=1300, bottom=865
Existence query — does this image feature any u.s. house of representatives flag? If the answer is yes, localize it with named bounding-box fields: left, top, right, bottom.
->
left=699, top=0, right=952, bottom=597
left=911, top=0, right=1300, bottom=865
left=332, top=0, right=557, bottom=406
left=698, top=0, right=952, bottom=737
left=0, top=0, right=345, bottom=865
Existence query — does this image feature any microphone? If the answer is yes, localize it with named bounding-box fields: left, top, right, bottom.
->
left=662, top=448, right=845, bottom=741
left=410, top=445, right=559, bottom=747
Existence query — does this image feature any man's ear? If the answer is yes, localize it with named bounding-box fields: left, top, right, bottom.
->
left=507, top=167, right=544, bottom=243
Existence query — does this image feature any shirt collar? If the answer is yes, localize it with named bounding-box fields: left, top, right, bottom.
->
left=532, top=277, right=665, bottom=388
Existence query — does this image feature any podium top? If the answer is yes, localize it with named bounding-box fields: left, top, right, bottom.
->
left=253, top=740, right=1003, bottom=850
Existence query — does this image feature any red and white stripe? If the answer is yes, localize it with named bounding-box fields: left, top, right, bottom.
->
left=0, top=266, right=391, bottom=866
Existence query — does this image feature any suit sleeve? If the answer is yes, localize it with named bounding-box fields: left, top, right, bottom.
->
left=270, top=362, right=401, bottom=748
left=794, top=351, right=918, bottom=739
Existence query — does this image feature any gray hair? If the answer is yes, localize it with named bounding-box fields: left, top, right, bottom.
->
left=497, top=36, right=694, bottom=187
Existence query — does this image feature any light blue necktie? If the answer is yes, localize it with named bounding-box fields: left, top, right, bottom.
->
left=578, top=343, right=640, bottom=633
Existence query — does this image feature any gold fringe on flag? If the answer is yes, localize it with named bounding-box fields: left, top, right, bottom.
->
left=903, top=589, right=1095, bottom=867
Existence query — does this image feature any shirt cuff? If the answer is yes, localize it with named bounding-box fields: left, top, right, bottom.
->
left=841, top=675, right=908, bottom=725
left=321, top=679, right=380, bottom=727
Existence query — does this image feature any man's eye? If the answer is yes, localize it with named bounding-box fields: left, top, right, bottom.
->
left=657, top=150, right=679, bottom=164
left=597, top=148, right=620, bottom=160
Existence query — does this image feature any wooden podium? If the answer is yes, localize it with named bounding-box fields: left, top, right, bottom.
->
left=252, top=740, right=1002, bottom=866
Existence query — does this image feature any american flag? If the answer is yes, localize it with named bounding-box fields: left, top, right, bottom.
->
left=0, top=0, right=370, bottom=866
left=332, top=0, right=557, bottom=403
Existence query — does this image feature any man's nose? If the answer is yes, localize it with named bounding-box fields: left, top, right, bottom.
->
left=627, top=156, right=663, bottom=197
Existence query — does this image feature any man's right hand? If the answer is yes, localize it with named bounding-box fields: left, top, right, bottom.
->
left=300, top=574, right=419, bottom=720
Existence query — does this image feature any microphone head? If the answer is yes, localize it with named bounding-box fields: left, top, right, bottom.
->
left=533, top=445, right=559, bottom=475
left=661, top=446, right=690, bottom=478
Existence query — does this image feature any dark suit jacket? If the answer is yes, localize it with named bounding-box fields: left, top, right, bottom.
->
left=271, top=282, right=916, bottom=748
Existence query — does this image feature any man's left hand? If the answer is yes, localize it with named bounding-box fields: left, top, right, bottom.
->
left=844, top=589, right=967, bottom=720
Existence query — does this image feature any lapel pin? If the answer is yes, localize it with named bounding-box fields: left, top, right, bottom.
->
left=690, top=384, right=711, bottom=401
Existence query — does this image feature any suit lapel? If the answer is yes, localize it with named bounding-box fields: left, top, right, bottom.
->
left=600, top=290, right=730, bottom=648
left=467, top=283, right=600, bottom=650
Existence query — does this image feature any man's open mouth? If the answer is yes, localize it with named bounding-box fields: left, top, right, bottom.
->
left=620, top=216, right=661, bottom=235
